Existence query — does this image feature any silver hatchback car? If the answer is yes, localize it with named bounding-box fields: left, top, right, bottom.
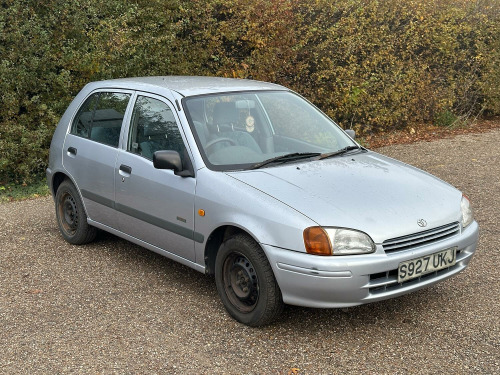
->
left=47, top=76, right=478, bottom=326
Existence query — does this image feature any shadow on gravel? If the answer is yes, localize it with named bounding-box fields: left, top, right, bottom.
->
left=77, top=229, right=450, bottom=332
left=276, top=293, right=429, bottom=332
left=89, top=228, right=215, bottom=290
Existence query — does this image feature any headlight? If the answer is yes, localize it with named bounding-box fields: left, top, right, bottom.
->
left=304, top=227, right=375, bottom=256
left=461, top=194, right=474, bottom=228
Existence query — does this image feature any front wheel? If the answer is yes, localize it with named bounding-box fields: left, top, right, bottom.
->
left=215, top=234, right=284, bottom=327
left=55, top=179, right=97, bottom=245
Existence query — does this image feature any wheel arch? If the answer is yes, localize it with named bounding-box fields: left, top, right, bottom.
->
left=204, top=225, right=262, bottom=276
left=51, top=171, right=91, bottom=218
left=51, top=172, right=68, bottom=196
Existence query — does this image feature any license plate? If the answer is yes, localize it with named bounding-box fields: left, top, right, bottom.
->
left=398, top=247, right=457, bottom=283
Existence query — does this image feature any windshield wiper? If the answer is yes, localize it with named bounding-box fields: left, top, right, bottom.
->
left=250, top=152, right=321, bottom=170
left=318, top=145, right=362, bottom=160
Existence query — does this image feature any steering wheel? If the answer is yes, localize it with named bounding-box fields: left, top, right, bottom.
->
left=205, top=137, right=238, bottom=153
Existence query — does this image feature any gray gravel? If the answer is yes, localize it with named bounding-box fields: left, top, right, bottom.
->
left=1, top=130, right=499, bottom=374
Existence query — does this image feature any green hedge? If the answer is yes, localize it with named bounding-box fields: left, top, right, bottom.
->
left=1, top=0, right=498, bottom=183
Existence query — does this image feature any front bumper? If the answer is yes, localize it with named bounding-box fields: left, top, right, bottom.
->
left=262, top=221, right=479, bottom=308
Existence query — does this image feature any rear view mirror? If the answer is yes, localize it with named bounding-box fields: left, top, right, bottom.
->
left=345, top=129, right=356, bottom=139
left=235, top=100, right=255, bottom=109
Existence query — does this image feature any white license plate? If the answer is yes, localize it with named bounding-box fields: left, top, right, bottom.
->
left=398, top=247, right=457, bottom=283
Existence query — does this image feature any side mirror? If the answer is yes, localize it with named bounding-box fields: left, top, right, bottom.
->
left=345, top=129, right=356, bottom=139
left=153, top=150, right=182, bottom=173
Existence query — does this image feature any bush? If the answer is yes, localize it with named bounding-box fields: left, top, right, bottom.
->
left=1, top=0, right=498, bottom=183
left=204, top=0, right=499, bottom=132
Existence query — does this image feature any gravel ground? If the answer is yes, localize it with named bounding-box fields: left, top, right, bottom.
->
left=1, top=130, right=499, bottom=374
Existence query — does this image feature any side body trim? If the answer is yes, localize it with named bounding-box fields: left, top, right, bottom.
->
left=81, top=190, right=204, bottom=243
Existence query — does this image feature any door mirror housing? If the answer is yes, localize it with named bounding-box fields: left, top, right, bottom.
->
left=153, top=150, right=182, bottom=172
left=153, top=150, right=194, bottom=177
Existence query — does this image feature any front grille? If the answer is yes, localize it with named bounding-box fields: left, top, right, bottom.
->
left=382, top=222, right=460, bottom=254
left=368, top=249, right=465, bottom=294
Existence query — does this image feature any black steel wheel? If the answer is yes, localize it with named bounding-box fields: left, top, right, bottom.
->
left=215, top=234, right=284, bottom=326
left=55, top=179, right=97, bottom=245
left=222, top=252, right=260, bottom=312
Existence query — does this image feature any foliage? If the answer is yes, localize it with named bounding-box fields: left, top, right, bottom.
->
left=434, top=110, right=458, bottom=128
left=0, top=177, right=49, bottom=202
left=204, top=0, right=499, bottom=132
left=1, top=0, right=499, bottom=183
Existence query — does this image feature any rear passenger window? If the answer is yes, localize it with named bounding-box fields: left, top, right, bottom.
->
left=71, top=93, right=98, bottom=138
left=71, top=92, right=131, bottom=147
left=90, top=93, right=130, bottom=147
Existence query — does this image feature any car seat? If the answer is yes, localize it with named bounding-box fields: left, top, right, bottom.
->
left=140, top=120, right=170, bottom=159
left=211, top=102, right=261, bottom=153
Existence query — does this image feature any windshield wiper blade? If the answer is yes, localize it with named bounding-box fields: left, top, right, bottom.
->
left=250, top=152, right=321, bottom=170
left=319, top=145, right=361, bottom=160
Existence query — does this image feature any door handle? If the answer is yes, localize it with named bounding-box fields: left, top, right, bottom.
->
left=119, top=164, right=132, bottom=174
left=67, top=147, right=77, bottom=155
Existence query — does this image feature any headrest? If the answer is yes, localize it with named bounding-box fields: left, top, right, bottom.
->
left=213, top=102, right=238, bottom=125
left=79, top=109, right=123, bottom=128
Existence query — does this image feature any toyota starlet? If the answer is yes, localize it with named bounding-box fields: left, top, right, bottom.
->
left=47, top=77, right=479, bottom=326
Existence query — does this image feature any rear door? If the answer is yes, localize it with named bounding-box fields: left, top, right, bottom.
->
left=62, top=90, right=133, bottom=228
left=114, top=92, right=198, bottom=261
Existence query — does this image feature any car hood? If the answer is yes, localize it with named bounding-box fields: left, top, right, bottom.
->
left=226, top=151, right=462, bottom=243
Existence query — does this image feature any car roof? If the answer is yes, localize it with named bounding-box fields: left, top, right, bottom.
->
left=89, top=76, right=287, bottom=97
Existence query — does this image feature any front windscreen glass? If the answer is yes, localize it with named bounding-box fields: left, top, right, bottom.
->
left=183, top=91, right=356, bottom=170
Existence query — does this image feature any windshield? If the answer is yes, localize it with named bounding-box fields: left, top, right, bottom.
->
left=183, top=90, right=357, bottom=170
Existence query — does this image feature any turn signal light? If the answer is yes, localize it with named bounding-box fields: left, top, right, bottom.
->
left=304, top=226, right=332, bottom=256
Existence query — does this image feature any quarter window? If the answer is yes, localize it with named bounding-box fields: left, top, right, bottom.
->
left=128, top=95, right=187, bottom=162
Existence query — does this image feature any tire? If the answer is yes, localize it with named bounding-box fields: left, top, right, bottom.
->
left=215, top=234, right=284, bottom=327
left=55, top=179, right=97, bottom=245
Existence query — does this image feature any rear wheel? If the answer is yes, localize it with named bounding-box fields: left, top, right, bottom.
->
left=215, top=234, right=283, bottom=327
left=55, top=179, right=97, bottom=245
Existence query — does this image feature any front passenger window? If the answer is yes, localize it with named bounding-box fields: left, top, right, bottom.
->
left=128, top=96, right=187, bottom=162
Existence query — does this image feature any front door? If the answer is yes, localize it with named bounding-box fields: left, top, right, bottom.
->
left=114, top=93, right=197, bottom=261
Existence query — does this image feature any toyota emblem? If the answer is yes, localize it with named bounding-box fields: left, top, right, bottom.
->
left=417, top=219, right=427, bottom=227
